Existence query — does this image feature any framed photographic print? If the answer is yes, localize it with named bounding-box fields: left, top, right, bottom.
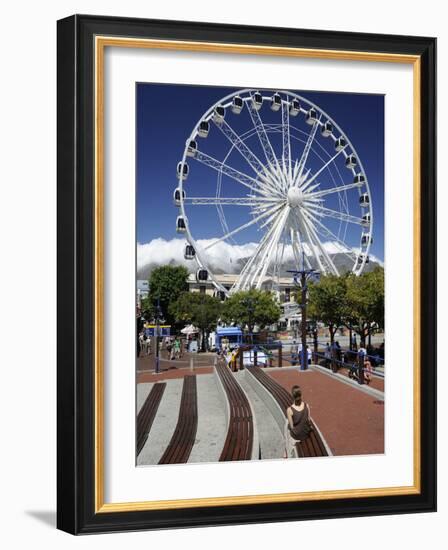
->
left=57, top=14, right=436, bottom=534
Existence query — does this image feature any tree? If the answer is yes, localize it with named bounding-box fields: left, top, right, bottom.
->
left=221, top=289, right=281, bottom=339
left=145, top=265, right=189, bottom=326
left=307, top=274, right=348, bottom=344
left=344, top=267, right=385, bottom=346
left=169, top=292, right=222, bottom=351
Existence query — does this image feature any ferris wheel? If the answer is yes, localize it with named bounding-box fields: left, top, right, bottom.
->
left=173, top=89, right=373, bottom=296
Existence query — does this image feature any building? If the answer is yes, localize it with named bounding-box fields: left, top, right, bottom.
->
left=136, top=279, right=149, bottom=309
left=186, top=273, right=298, bottom=304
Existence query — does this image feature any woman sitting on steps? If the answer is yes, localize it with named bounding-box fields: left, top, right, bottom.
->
left=284, top=385, right=312, bottom=458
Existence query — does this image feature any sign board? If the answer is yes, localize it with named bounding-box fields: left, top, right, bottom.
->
left=144, top=325, right=171, bottom=337
left=137, top=280, right=149, bottom=291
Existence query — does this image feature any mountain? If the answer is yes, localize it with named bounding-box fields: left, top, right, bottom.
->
left=137, top=246, right=382, bottom=279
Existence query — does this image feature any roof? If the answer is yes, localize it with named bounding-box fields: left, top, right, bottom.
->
left=216, top=326, right=242, bottom=335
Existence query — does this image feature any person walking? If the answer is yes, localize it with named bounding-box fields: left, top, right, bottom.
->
left=357, top=345, right=367, bottom=384
left=324, top=343, right=331, bottom=368
left=174, top=337, right=181, bottom=360
left=166, top=338, right=173, bottom=361
left=284, top=386, right=312, bottom=458
left=335, top=341, right=342, bottom=363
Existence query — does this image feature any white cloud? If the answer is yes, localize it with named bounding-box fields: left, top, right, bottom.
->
left=137, top=237, right=383, bottom=277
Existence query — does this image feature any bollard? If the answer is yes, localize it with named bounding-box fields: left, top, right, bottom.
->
left=190, top=356, right=194, bottom=372
left=239, top=348, right=244, bottom=370
left=278, top=345, right=282, bottom=368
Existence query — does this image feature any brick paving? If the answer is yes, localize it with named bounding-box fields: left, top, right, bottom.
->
left=138, top=367, right=214, bottom=383
left=268, top=369, right=384, bottom=456
left=338, top=367, right=385, bottom=392
left=137, top=351, right=215, bottom=383
left=261, top=352, right=385, bottom=392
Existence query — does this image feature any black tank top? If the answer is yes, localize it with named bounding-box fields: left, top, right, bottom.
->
left=288, top=403, right=311, bottom=440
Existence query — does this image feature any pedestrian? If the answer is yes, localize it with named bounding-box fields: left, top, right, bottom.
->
left=351, top=333, right=358, bottom=351
left=166, top=338, right=173, bottom=360
left=324, top=343, right=331, bottom=368
left=357, top=345, right=367, bottom=384
left=179, top=337, right=184, bottom=358
left=283, top=385, right=312, bottom=458
left=174, top=337, right=181, bottom=359
left=291, top=340, right=298, bottom=366
left=306, top=345, right=312, bottom=365
left=335, top=341, right=342, bottom=363
left=364, top=357, right=373, bottom=385
left=138, top=331, right=144, bottom=357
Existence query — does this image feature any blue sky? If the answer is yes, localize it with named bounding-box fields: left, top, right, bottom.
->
left=136, top=83, right=384, bottom=262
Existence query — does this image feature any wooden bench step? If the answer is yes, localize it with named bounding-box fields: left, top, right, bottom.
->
left=248, top=367, right=328, bottom=458
left=216, top=362, right=254, bottom=461
left=136, top=383, right=166, bottom=456
left=158, top=375, right=198, bottom=464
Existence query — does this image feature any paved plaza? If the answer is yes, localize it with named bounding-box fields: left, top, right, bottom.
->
left=136, top=350, right=384, bottom=465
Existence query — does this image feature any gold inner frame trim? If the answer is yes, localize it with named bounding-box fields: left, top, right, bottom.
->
left=94, top=35, right=421, bottom=513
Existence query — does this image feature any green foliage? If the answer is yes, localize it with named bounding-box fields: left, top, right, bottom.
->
left=169, top=292, right=222, bottom=332
left=345, top=267, right=385, bottom=343
left=308, top=274, right=348, bottom=342
left=221, top=289, right=281, bottom=332
left=140, top=295, right=155, bottom=321
left=145, top=265, right=189, bottom=325
left=307, top=267, right=385, bottom=345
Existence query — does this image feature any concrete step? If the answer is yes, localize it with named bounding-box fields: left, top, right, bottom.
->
left=188, top=374, right=228, bottom=464
left=137, top=382, right=152, bottom=414
left=137, top=378, right=183, bottom=466
left=236, top=371, right=285, bottom=460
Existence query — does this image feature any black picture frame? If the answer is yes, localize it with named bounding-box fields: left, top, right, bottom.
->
left=57, top=14, right=436, bottom=534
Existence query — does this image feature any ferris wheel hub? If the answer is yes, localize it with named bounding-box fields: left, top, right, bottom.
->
left=287, top=187, right=303, bottom=208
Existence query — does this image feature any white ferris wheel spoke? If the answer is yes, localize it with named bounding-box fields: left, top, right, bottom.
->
left=301, top=211, right=340, bottom=275
left=307, top=181, right=363, bottom=200
left=294, top=115, right=321, bottom=187
left=252, top=207, right=290, bottom=289
left=303, top=208, right=358, bottom=263
left=290, top=226, right=305, bottom=270
left=234, top=210, right=284, bottom=291
left=195, top=150, right=267, bottom=196
left=203, top=202, right=284, bottom=251
left=299, top=213, right=327, bottom=273
left=212, top=118, right=266, bottom=176
left=183, top=196, right=278, bottom=207
left=300, top=147, right=347, bottom=192
left=290, top=221, right=312, bottom=270
left=257, top=167, right=288, bottom=197
left=274, top=237, right=287, bottom=285
left=306, top=204, right=365, bottom=225
left=247, top=95, right=278, bottom=168
left=251, top=201, right=284, bottom=217
left=281, top=100, right=291, bottom=176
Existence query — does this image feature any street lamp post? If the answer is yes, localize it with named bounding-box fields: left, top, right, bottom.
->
left=154, top=298, right=163, bottom=374
left=288, top=264, right=319, bottom=371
